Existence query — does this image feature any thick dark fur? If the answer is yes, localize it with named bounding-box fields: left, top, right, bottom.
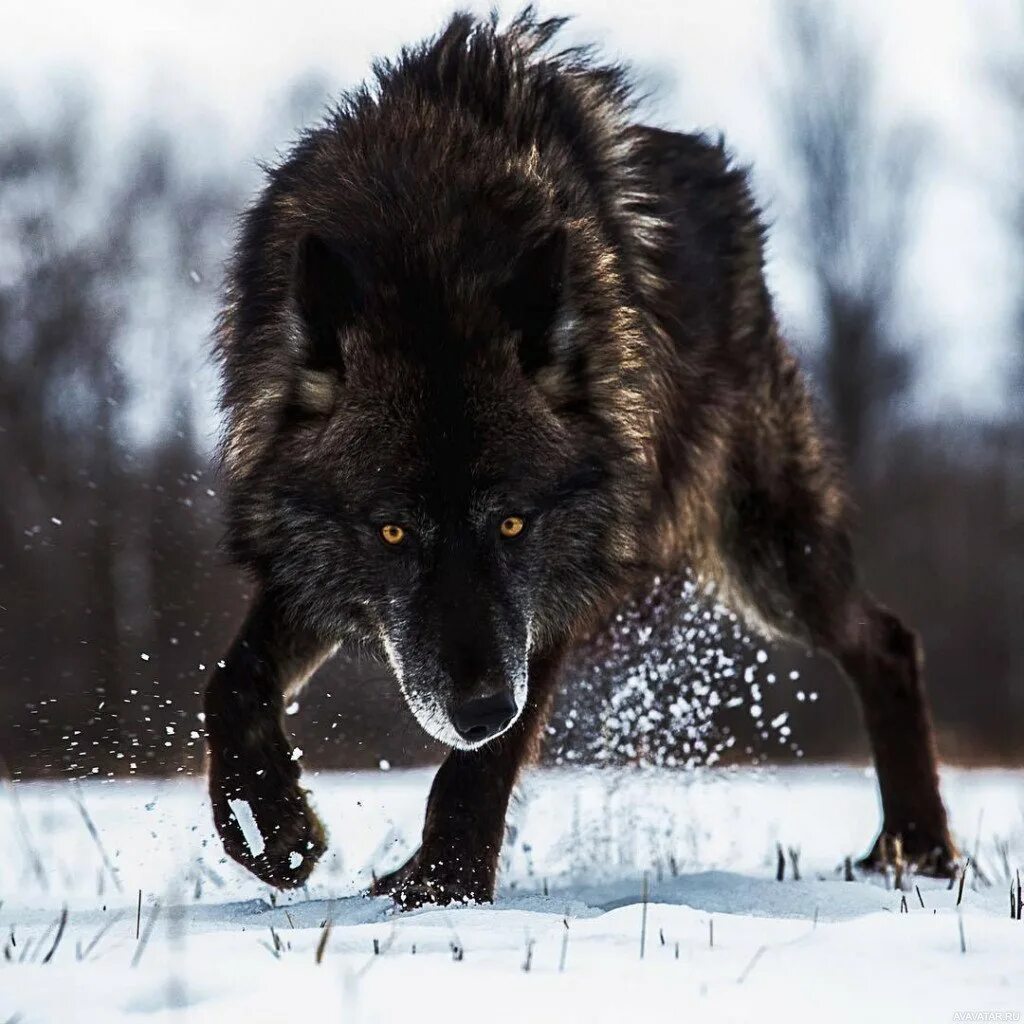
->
left=204, top=10, right=957, bottom=904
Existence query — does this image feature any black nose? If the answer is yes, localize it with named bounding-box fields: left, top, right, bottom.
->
left=452, top=691, right=517, bottom=743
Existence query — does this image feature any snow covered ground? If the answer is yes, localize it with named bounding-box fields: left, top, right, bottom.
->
left=2, top=765, right=1023, bottom=1022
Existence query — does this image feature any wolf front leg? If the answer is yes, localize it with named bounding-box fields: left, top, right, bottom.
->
left=204, top=593, right=335, bottom=888
left=372, top=647, right=565, bottom=908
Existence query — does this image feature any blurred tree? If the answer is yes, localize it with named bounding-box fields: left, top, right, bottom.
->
left=988, top=15, right=1024, bottom=730
left=775, top=2, right=924, bottom=484
left=0, top=94, right=245, bottom=775
left=992, top=15, right=1024, bottom=401
left=0, top=94, right=130, bottom=757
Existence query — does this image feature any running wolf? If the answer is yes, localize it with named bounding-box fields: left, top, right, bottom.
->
left=204, top=10, right=957, bottom=904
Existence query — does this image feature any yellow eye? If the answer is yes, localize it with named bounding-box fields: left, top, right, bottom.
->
left=499, top=515, right=525, bottom=538
left=380, top=524, right=405, bottom=545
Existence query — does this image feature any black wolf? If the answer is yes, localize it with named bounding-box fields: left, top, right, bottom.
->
left=204, top=10, right=957, bottom=904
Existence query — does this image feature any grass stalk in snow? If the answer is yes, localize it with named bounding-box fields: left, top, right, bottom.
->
left=969, top=810, right=991, bottom=887
left=0, top=756, right=48, bottom=892
left=957, top=860, right=969, bottom=906
left=315, top=918, right=332, bottom=965
left=40, top=908, right=67, bottom=964
left=639, top=871, right=649, bottom=959
left=788, top=846, right=801, bottom=881
left=891, top=836, right=905, bottom=891
left=521, top=935, right=535, bottom=972
left=994, top=837, right=1011, bottom=882
left=737, top=945, right=767, bottom=983
left=27, top=920, right=55, bottom=964
left=76, top=912, right=125, bottom=962
left=70, top=783, right=122, bottom=894
left=130, top=901, right=161, bottom=968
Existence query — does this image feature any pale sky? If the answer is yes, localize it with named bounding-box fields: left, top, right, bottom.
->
left=2, top=0, right=1020, bottom=429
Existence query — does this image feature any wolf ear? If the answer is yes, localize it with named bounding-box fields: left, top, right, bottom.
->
left=497, top=227, right=567, bottom=375
left=292, top=233, right=367, bottom=373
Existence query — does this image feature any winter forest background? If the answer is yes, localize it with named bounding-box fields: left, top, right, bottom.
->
left=1, top=1, right=1021, bottom=781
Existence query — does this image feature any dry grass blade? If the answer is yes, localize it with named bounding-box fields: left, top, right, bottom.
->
left=521, top=936, right=535, bottom=972
left=639, top=871, right=649, bottom=959
left=0, top=755, right=49, bottom=891
left=353, top=925, right=397, bottom=980
left=956, top=860, right=970, bottom=907
left=70, top=783, right=122, bottom=894
left=737, top=945, right=767, bottom=983
left=27, top=920, right=55, bottom=964
left=788, top=846, right=801, bottom=881
left=994, top=837, right=1012, bottom=882
left=315, top=918, right=333, bottom=964
left=969, top=811, right=990, bottom=887
left=891, top=836, right=905, bottom=891
left=76, top=912, right=125, bottom=961
left=130, top=901, right=161, bottom=968
left=41, top=908, right=68, bottom=964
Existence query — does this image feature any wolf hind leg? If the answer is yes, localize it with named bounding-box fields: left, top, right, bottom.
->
left=831, top=598, right=958, bottom=874
left=721, top=392, right=957, bottom=875
left=729, top=528, right=957, bottom=873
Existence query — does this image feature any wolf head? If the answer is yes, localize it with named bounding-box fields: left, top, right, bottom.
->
left=219, top=13, right=654, bottom=749
left=227, top=212, right=642, bottom=748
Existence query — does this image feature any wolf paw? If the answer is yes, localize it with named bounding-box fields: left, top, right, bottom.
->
left=856, top=830, right=959, bottom=879
left=210, top=769, right=327, bottom=889
left=370, top=851, right=493, bottom=909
